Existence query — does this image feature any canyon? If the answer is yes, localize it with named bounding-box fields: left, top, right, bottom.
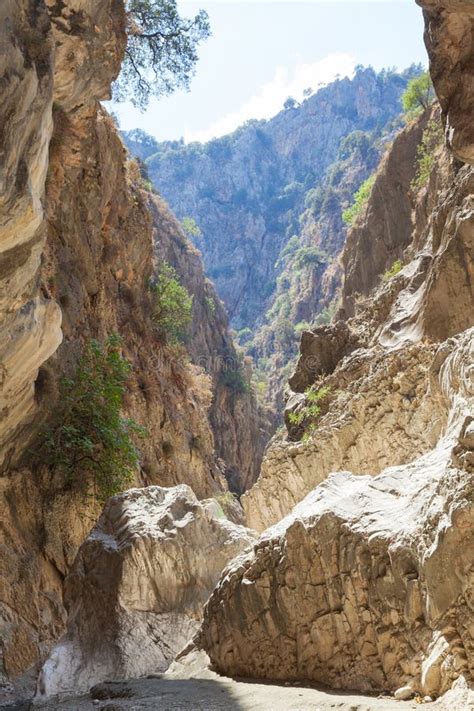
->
left=0, top=0, right=473, bottom=709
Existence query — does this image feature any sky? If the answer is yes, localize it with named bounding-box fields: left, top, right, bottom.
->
left=110, top=1, right=428, bottom=143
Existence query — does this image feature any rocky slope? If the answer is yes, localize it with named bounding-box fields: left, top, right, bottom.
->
left=0, top=0, right=264, bottom=683
left=194, top=0, right=474, bottom=701
left=199, top=328, right=473, bottom=699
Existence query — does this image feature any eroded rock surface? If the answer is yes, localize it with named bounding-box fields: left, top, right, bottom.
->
left=36, top=485, right=255, bottom=699
left=199, top=329, right=474, bottom=699
left=418, top=0, right=474, bottom=163
left=0, top=1, right=61, bottom=471
left=0, top=0, right=266, bottom=682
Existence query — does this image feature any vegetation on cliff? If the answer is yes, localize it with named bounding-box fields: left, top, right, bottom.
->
left=38, top=335, right=145, bottom=502
left=152, top=261, right=193, bottom=344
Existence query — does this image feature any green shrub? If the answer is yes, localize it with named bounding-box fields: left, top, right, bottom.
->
left=342, top=175, right=375, bottom=226
left=411, top=119, right=443, bottom=191
left=237, top=327, right=253, bottom=343
left=288, top=386, right=331, bottom=433
left=294, top=320, right=311, bottom=335
left=181, top=216, right=201, bottom=238
left=293, top=246, right=327, bottom=269
left=204, top=295, right=216, bottom=315
left=152, top=261, right=193, bottom=343
left=39, top=335, right=145, bottom=502
left=220, top=365, right=249, bottom=394
left=383, top=259, right=403, bottom=281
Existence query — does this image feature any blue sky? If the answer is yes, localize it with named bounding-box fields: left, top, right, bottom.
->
left=111, top=1, right=428, bottom=142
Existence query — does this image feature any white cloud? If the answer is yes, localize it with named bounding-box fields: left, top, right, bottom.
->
left=184, top=53, right=355, bottom=143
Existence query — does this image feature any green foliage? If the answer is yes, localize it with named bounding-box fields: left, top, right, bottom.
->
left=204, top=295, right=216, bottom=315
left=293, top=246, right=327, bottom=269
left=342, top=174, right=375, bottom=226
left=294, top=320, right=311, bottom=335
left=213, top=491, right=238, bottom=518
left=411, top=119, right=443, bottom=191
left=152, top=261, right=193, bottom=343
left=313, top=300, right=338, bottom=327
left=305, top=384, right=331, bottom=403
left=402, top=72, right=434, bottom=116
left=39, top=335, right=145, bottom=502
left=181, top=216, right=201, bottom=238
left=284, top=96, right=297, bottom=110
left=288, top=386, right=331, bottom=433
left=383, top=259, right=403, bottom=281
left=288, top=410, right=305, bottom=426
left=115, top=0, right=211, bottom=109
left=276, top=235, right=300, bottom=267
left=338, top=130, right=373, bottom=161
left=219, top=364, right=249, bottom=394
left=237, top=327, right=253, bottom=344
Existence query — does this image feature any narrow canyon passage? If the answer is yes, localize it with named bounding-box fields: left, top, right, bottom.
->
left=0, top=0, right=473, bottom=709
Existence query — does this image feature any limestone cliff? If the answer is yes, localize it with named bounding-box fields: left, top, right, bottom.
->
left=148, top=197, right=271, bottom=493
left=197, top=0, right=474, bottom=701
left=125, top=67, right=414, bottom=331
left=125, top=69, right=421, bottom=415
left=0, top=0, right=263, bottom=681
left=242, top=101, right=473, bottom=530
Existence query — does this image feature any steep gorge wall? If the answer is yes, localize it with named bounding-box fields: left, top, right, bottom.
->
left=0, top=0, right=264, bottom=680
left=149, top=196, right=271, bottom=493
left=197, top=0, right=474, bottom=701
left=242, top=99, right=473, bottom=531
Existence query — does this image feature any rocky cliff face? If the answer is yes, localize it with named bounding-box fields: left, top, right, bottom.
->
left=0, top=0, right=263, bottom=682
left=149, top=197, right=271, bottom=493
left=196, top=1, right=474, bottom=701
left=199, top=328, right=473, bottom=699
left=125, top=68, right=412, bottom=331
left=0, top=1, right=61, bottom=473
left=418, top=0, right=474, bottom=163
left=125, top=68, right=418, bottom=413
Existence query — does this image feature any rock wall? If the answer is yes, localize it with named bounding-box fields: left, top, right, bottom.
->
left=198, top=329, right=474, bottom=699
left=149, top=197, right=271, bottom=493
left=242, top=103, right=473, bottom=532
left=0, top=0, right=61, bottom=473
left=0, top=0, right=264, bottom=681
left=418, top=0, right=474, bottom=163
left=341, top=112, right=428, bottom=317
left=199, top=1, right=474, bottom=702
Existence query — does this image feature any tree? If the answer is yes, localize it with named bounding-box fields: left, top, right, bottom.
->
left=402, top=71, right=435, bottom=115
left=303, top=87, right=312, bottom=98
left=114, top=0, right=211, bottom=109
left=152, top=261, right=193, bottom=343
left=39, top=335, right=145, bottom=502
left=284, top=96, right=297, bottom=110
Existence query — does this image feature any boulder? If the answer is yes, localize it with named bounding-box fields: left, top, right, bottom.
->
left=35, top=485, right=255, bottom=700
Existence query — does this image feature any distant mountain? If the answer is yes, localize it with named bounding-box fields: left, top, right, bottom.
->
left=124, top=64, right=422, bottom=410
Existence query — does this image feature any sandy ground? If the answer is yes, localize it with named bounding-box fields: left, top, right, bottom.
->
left=2, top=652, right=471, bottom=710
left=23, top=676, right=421, bottom=711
